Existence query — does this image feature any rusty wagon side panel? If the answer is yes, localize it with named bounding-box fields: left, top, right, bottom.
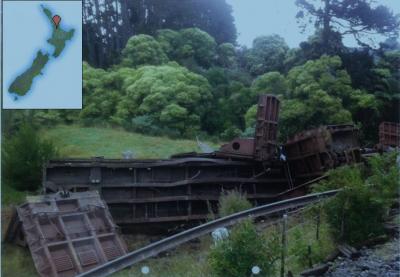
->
left=16, top=191, right=127, bottom=277
left=379, top=121, right=400, bottom=149
left=44, top=158, right=289, bottom=227
left=284, top=124, right=361, bottom=182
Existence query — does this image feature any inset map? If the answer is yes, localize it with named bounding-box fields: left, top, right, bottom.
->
left=2, top=0, right=82, bottom=109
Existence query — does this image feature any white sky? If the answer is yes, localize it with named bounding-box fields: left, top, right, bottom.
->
left=227, top=0, right=400, bottom=48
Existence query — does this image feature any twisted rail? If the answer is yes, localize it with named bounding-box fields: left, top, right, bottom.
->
left=78, top=190, right=339, bottom=277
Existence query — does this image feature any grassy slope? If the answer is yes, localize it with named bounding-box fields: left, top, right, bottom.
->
left=42, top=125, right=218, bottom=159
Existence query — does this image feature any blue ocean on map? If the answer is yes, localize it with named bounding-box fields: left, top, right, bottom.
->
left=3, top=1, right=82, bottom=109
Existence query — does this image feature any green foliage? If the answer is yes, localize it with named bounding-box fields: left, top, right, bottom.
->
left=290, top=228, right=328, bottom=268
left=208, top=219, right=279, bottom=277
left=296, top=0, right=400, bottom=50
left=177, top=28, right=217, bottom=68
left=244, top=105, right=257, bottom=129
left=366, top=152, right=399, bottom=205
left=217, top=43, right=237, bottom=67
left=3, top=124, right=58, bottom=191
left=121, top=34, right=168, bottom=67
left=252, top=71, right=287, bottom=96
left=327, top=186, right=386, bottom=245
left=372, top=50, right=400, bottom=122
left=244, top=35, right=289, bottom=76
left=220, top=126, right=242, bottom=141
left=156, top=29, right=181, bottom=58
left=114, top=63, right=212, bottom=136
left=313, top=155, right=399, bottom=245
left=81, top=62, right=123, bottom=125
left=280, top=55, right=377, bottom=139
left=202, top=67, right=253, bottom=135
left=218, top=190, right=252, bottom=217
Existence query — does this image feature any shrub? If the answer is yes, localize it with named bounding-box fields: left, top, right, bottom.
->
left=121, top=34, right=168, bottom=67
left=313, top=164, right=391, bottom=244
left=2, top=124, right=58, bottom=191
left=289, top=219, right=335, bottom=269
left=208, top=219, right=279, bottom=277
left=366, top=151, right=399, bottom=205
left=218, top=190, right=252, bottom=217
left=220, top=127, right=242, bottom=141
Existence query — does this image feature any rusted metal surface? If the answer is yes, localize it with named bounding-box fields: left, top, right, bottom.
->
left=378, top=121, right=400, bottom=148
left=217, top=95, right=280, bottom=161
left=44, top=157, right=289, bottom=227
left=15, top=191, right=127, bottom=277
left=254, top=94, right=280, bottom=161
left=284, top=125, right=361, bottom=182
left=219, top=138, right=255, bottom=159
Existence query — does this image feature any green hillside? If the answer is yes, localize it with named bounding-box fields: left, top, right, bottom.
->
left=42, top=125, right=218, bottom=159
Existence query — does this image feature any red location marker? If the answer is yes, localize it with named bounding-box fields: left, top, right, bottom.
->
left=52, top=15, right=61, bottom=29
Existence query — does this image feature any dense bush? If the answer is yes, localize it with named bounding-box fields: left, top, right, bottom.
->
left=121, top=34, right=169, bottom=67
left=244, top=35, right=289, bottom=76
left=208, top=219, right=279, bottom=277
left=3, top=124, right=58, bottom=191
left=218, top=190, right=252, bottom=217
left=114, top=63, right=212, bottom=136
left=313, top=153, right=398, bottom=244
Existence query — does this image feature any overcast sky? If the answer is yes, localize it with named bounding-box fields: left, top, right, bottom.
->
left=226, top=0, right=400, bottom=48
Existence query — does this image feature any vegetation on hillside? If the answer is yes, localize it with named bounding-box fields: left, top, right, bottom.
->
left=313, top=152, right=399, bottom=244
left=2, top=124, right=58, bottom=191
left=4, top=0, right=399, bottom=143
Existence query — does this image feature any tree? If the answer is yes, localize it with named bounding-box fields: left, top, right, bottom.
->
left=313, top=154, right=398, bottom=244
left=176, top=28, right=217, bottom=69
left=83, top=0, right=237, bottom=67
left=203, top=68, right=253, bottom=135
left=121, top=34, right=168, bottom=67
left=155, top=29, right=181, bottom=58
left=251, top=71, right=287, bottom=96
left=244, top=35, right=289, bottom=76
left=371, top=49, right=400, bottom=123
left=80, top=62, right=124, bottom=125
left=281, top=55, right=377, bottom=139
left=217, top=43, right=238, bottom=68
left=244, top=55, right=378, bottom=140
left=296, top=0, right=400, bottom=51
left=3, top=124, right=58, bottom=191
left=114, top=63, right=212, bottom=136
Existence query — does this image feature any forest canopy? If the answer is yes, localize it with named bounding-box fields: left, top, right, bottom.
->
left=6, top=0, right=399, bottom=144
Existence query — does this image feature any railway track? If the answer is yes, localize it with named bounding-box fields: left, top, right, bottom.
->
left=77, top=189, right=340, bottom=277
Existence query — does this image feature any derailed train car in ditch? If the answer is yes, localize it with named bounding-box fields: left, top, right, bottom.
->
left=10, top=191, right=127, bottom=277
left=43, top=95, right=361, bottom=229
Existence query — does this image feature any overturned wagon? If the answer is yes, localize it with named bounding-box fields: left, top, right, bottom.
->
left=284, top=124, right=361, bottom=183
left=44, top=157, right=289, bottom=229
left=43, top=95, right=362, bottom=230
left=44, top=95, right=291, bottom=229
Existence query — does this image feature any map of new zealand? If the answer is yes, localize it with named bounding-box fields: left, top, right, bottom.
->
left=3, top=1, right=82, bottom=109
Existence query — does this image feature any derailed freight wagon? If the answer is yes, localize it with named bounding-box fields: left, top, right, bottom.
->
left=42, top=95, right=361, bottom=230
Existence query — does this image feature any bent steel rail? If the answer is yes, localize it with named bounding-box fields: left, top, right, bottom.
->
left=78, top=190, right=339, bottom=277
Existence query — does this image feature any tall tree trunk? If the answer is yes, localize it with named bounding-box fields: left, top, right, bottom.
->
left=322, top=0, right=331, bottom=54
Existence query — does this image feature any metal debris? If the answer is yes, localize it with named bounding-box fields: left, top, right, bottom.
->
left=15, top=191, right=127, bottom=277
left=284, top=124, right=361, bottom=183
